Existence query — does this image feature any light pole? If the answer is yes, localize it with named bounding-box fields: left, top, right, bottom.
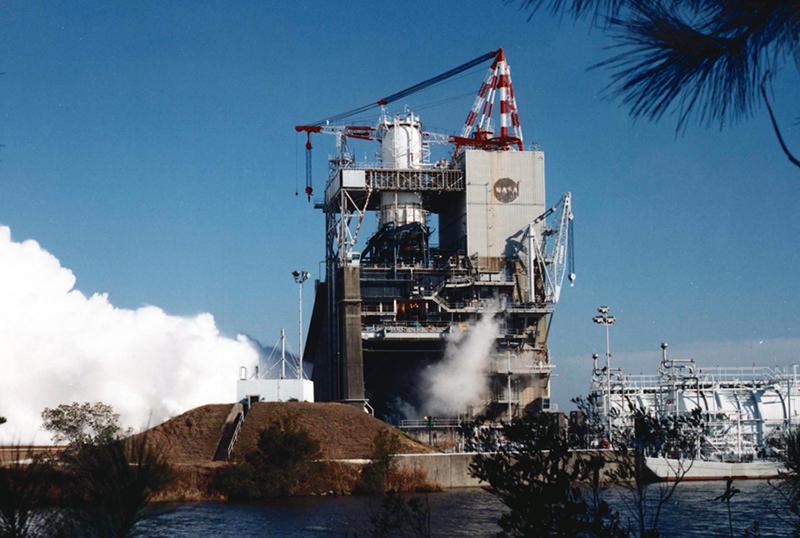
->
left=292, top=270, right=310, bottom=377
left=593, top=306, right=616, bottom=445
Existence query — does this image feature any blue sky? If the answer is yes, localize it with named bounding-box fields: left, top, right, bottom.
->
left=2, top=1, right=799, bottom=411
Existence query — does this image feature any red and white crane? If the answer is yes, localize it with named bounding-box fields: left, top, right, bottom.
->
left=295, top=48, right=524, bottom=200
left=457, top=48, right=523, bottom=155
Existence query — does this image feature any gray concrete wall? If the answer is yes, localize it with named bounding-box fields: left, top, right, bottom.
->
left=393, top=453, right=486, bottom=488
left=402, top=428, right=460, bottom=450
left=389, top=450, right=623, bottom=489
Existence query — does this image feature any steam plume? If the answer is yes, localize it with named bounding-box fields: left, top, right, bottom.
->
left=419, top=310, right=500, bottom=416
left=0, top=227, right=259, bottom=443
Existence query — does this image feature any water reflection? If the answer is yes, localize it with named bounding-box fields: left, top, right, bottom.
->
left=139, top=481, right=792, bottom=537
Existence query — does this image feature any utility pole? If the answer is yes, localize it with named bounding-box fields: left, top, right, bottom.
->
left=593, top=306, right=616, bottom=445
left=292, top=270, right=310, bottom=377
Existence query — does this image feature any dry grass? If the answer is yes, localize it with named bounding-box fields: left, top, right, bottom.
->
left=232, top=402, right=436, bottom=461
left=281, top=461, right=362, bottom=497
left=132, top=404, right=231, bottom=465
left=387, top=467, right=444, bottom=493
left=150, top=463, right=227, bottom=503
left=318, top=461, right=360, bottom=495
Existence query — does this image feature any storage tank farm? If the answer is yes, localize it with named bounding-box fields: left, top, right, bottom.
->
left=297, top=49, right=575, bottom=424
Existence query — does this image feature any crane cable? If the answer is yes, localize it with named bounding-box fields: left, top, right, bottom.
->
left=307, top=50, right=499, bottom=127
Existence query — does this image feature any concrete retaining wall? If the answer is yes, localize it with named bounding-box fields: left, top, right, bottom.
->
left=390, top=449, right=621, bottom=489
left=393, top=452, right=486, bottom=488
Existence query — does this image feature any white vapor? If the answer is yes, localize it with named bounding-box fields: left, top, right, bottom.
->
left=0, top=227, right=259, bottom=444
left=419, top=311, right=500, bottom=416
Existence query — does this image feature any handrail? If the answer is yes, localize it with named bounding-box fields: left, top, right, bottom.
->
left=399, top=418, right=462, bottom=429
left=226, top=412, right=243, bottom=461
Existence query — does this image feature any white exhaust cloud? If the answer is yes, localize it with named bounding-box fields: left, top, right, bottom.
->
left=0, top=226, right=259, bottom=444
left=419, top=310, right=500, bottom=417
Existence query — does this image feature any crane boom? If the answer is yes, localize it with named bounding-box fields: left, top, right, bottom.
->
left=527, top=192, right=575, bottom=305
left=306, top=50, right=499, bottom=127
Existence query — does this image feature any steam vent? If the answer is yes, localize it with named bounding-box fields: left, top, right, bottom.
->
left=298, top=49, right=574, bottom=422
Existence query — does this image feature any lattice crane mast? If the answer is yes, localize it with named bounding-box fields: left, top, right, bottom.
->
left=295, top=47, right=524, bottom=201
left=527, top=192, right=575, bottom=305
left=457, top=47, right=523, bottom=155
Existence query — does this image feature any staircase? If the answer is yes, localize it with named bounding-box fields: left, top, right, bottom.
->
left=213, top=403, right=244, bottom=462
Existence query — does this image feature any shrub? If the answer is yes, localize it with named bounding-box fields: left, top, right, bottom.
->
left=469, top=413, right=627, bottom=538
left=213, top=415, right=324, bottom=499
left=248, top=415, right=322, bottom=496
left=211, top=462, right=260, bottom=502
left=355, top=430, right=401, bottom=494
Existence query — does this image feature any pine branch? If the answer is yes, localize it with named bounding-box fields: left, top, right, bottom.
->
left=514, top=0, right=800, bottom=132
left=760, top=71, right=800, bottom=169
left=596, top=1, right=785, bottom=130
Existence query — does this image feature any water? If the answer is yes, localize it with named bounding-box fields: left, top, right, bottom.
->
left=138, top=481, right=792, bottom=537
left=607, top=480, right=789, bottom=537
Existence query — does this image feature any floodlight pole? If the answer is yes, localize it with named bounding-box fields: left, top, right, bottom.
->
left=593, top=307, right=616, bottom=445
left=292, top=270, right=310, bottom=379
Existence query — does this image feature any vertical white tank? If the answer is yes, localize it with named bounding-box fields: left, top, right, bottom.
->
left=378, top=111, right=426, bottom=229
left=379, top=192, right=425, bottom=228
left=380, top=112, right=423, bottom=169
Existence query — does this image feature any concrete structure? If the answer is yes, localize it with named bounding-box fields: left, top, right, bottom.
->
left=393, top=453, right=486, bottom=488
left=371, top=450, right=624, bottom=489
left=237, top=329, right=314, bottom=406
left=236, top=378, right=314, bottom=406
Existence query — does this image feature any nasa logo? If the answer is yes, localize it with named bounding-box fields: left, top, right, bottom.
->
left=493, top=178, right=519, bottom=204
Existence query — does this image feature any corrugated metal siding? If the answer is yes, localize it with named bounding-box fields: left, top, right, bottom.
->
left=464, top=150, right=546, bottom=260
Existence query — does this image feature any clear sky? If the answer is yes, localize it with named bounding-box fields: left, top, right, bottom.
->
left=2, top=0, right=799, bottom=414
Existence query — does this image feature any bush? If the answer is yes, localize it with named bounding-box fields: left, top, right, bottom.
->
left=774, top=428, right=800, bottom=534
left=355, top=430, right=402, bottom=495
left=211, top=462, right=260, bottom=502
left=469, top=413, right=627, bottom=538
left=213, top=415, right=324, bottom=499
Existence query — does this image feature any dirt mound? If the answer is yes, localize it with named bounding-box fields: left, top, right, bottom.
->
left=231, top=402, right=435, bottom=461
left=137, top=404, right=231, bottom=465
left=140, top=401, right=435, bottom=465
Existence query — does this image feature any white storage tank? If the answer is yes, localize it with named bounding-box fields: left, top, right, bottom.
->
left=377, top=111, right=426, bottom=229
left=380, top=112, right=423, bottom=169
left=379, top=191, right=426, bottom=228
